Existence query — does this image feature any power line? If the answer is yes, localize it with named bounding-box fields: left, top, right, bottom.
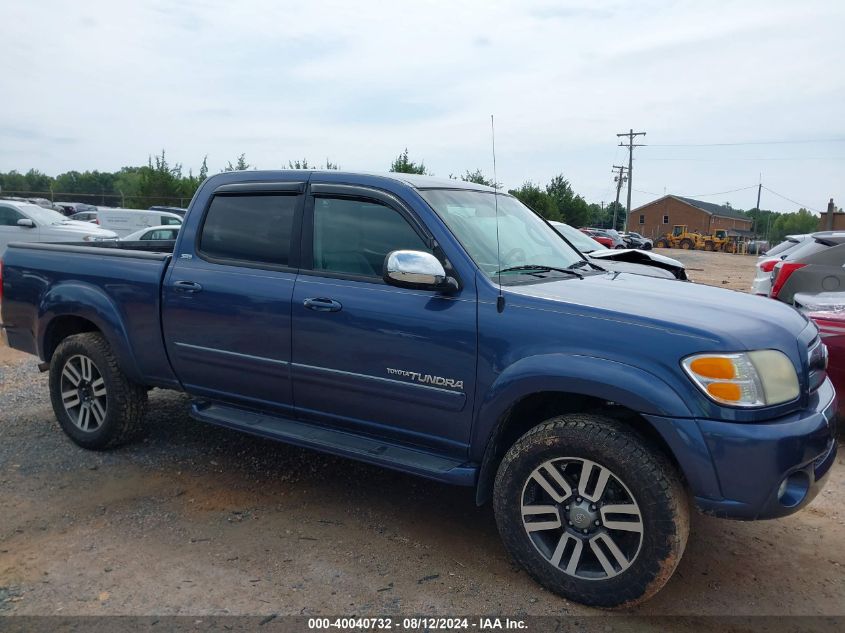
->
left=637, top=156, right=845, bottom=161
left=684, top=185, right=759, bottom=198
left=761, top=186, right=821, bottom=213
left=648, top=138, right=845, bottom=147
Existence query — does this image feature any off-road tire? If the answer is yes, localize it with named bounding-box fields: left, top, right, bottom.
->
left=679, top=239, right=693, bottom=250
left=493, top=414, right=689, bottom=608
left=655, top=239, right=668, bottom=249
left=49, top=333, right=148, bottom=450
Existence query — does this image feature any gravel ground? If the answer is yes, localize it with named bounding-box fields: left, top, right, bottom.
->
left=1, top=255, right=844, bottom=618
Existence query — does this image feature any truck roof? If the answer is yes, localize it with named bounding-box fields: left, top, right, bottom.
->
left=205, top=170, right=499, bottom=193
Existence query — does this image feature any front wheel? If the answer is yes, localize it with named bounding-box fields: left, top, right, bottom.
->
left=493, top=414, right=689, bottom=608
left=49, top=332, right=148, bottom=450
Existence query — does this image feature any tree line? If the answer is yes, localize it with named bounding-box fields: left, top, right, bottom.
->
left=0, top=148, right=817, bottom=241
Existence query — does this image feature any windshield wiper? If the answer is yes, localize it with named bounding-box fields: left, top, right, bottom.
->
left=497, top=264, right=584, bottom=279
left=569, top=259, right=605, bottom=272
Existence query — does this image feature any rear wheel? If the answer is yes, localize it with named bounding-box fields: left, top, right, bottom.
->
left=679, top=239, right=693, bottom=250
left=49, top=333, right=148, bottom=450
left=493, top=414, right=689, bottom=608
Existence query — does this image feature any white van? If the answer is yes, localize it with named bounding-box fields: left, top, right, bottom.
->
left=93, top=208, right=183, bottom=238
left=0, top=200, right=117, bottom=256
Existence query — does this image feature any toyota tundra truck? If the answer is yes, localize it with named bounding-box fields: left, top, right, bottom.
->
left=0, top=171, right=837, bottom=607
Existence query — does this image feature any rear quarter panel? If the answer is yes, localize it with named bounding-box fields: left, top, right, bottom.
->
left=1, top=245, right=178, bottom=387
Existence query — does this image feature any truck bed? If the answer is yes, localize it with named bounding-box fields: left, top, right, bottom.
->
left=1, top=240, right=178, bottom=388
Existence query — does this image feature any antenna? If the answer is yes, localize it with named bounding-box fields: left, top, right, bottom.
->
left=491, top=115, right=505, bottom=313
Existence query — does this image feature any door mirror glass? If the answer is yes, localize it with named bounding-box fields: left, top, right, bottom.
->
left=17, top=218, right=36, bottom=228
left=384, top=250, right=452, bottom=290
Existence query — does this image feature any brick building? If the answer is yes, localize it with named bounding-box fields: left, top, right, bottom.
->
left=628, top=195, right=753, bottom=240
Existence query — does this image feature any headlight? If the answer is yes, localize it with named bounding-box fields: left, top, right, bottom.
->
left=681, top=351, right=800, bottom=407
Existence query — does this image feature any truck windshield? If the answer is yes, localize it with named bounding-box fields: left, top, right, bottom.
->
left=420, top=189, right=583, bottom=281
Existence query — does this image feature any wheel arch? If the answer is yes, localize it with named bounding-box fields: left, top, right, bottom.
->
left=38, top=282, right=144, bottom=383
left=471, top=356, right=694, bottom=506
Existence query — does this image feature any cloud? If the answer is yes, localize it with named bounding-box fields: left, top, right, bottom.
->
left=0, top=0, right=843, bottom=212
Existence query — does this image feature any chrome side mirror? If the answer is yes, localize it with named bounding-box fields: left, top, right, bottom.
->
left=17, top=218, right=35, bottom=228
left=383, top=250, right=457, bottom=291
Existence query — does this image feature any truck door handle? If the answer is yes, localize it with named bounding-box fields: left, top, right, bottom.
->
left=303, top=297, right=342, bottom=312
left=173, top=280, right=203, bottom=294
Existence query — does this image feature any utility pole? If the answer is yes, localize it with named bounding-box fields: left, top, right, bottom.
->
left=617, top=128, right=646, bottom=231
left=612, top=165, right=628, bottom=230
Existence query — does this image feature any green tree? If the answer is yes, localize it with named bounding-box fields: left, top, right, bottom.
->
left=604, top=201, right=627, bottom=230
left=389, top=148, right=428, bottom=175
left=459, top=169, right=499, bottom=188
left=137, top=150, right=184, bottom=207
left=224, top=153, right=250, bottom=172
left=508, top=181, right=557, bottom=220
left=198, top=155, right=209, bottom=181
left=770, top=208, right=817, bottom=243
left=545, top=174, right=591, bottom=227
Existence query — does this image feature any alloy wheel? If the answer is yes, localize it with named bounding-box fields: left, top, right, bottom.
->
left=520, top=457, right=644, bottom=580
left=60, top=354, right=108, bottom=432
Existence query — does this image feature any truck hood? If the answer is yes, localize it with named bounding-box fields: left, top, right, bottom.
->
left=506, top=271, right=809, bottom=349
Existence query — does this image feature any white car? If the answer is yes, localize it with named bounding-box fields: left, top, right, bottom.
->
left=0, top=200, right=117, bottom=256
left=93, top=208, right=183, bottom=238
left=121, top=225, right=180, bottom=241
left=550, top=221, right=687, bottom=280
left=751, top=234, right=812, bottom=296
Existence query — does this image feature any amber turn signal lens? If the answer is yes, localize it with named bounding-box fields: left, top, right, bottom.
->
left=689, top=357, right=735, bottom=380
left=706, top=382, right=742, bottom=401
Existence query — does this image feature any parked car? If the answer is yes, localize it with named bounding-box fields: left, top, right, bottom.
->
left=1, top=171, right=836, bottom=608
left=91, top=208, right=183, bottom=238
left=26, top=197, right=56, bottom=210
left=54, top=202, right=98, bottom=217
left=770, top=233, right=845, bottom=303
left=149, top=205, right=188, bottom=217
left=793, top=292, right=845, bottom=418
left=0, top=200, right=117, bottom=256
left=69, top=211, right=99, bottom=224
left=582, top=227, right=625, bottom=249
left=121, top=225, right=180, bottom=241
left=751, top=234, right=813, bottom=296
left=579, top=228, right=613, bottom=248
left=622, top=231, right=653, bottom=250
left=551, top=222, right=686, bottom=280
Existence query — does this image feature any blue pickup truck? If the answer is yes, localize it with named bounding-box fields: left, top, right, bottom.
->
left=0, top=171, right=837, bottom=607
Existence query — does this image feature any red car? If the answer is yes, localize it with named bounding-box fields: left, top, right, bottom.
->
left=806, top=310, right=845, bottom=417
left=579, top=229, right=614, bottom=248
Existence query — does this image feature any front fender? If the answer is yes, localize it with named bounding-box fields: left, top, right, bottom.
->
left=471, top=353, right=693, bottom=462
left=38, top=281, right=144, bottom=383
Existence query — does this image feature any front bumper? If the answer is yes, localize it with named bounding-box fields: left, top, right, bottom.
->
left=647, top=378, right=838, bottom=520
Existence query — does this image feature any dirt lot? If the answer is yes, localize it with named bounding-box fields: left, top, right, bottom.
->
left=661, top=248, right=759, bottom=291
left=1, top=252, right=843, bottom=618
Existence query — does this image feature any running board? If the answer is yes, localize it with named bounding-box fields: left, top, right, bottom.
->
left=190, top=401, right=477, bottom=486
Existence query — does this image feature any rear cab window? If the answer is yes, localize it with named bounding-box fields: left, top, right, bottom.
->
left=198, top=194, right=298, bottom=268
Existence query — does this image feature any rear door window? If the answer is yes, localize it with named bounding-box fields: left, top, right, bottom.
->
left=199, top=194, right=298, bottom=267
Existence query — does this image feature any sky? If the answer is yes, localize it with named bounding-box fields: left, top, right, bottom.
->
left=1, top=0, right=843, bottom=213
